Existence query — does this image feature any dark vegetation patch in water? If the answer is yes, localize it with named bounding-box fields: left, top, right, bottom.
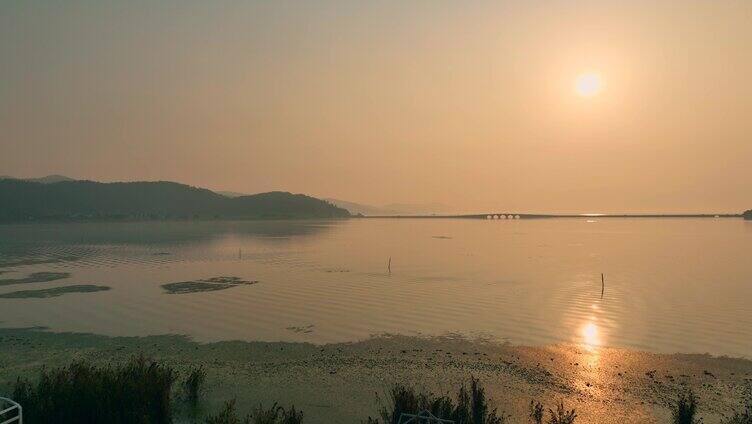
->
left=0, top=271, right=70, bottom=286
left=286, top=325, right=315, bottom=334
left=0, top=284, right=111, bottom=299
left=162, top=276, right=257, bottom=294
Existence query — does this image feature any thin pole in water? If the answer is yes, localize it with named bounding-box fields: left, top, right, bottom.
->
left=601, top=273, right=605, bottom=299
left=388, top=257, right=392, bottom=274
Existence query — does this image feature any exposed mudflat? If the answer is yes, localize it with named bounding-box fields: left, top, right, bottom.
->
left=0, top=328, right=749, bottom=423
left=161, top=276, right=258, bottom=294
left=0, top=284, right=110, bottom=299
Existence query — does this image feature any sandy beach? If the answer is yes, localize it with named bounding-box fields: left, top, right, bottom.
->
left=2, top=327, right=750, bottom=423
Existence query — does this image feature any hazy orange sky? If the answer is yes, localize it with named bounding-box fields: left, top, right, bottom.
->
left=1, top=1, right=750, bottom=213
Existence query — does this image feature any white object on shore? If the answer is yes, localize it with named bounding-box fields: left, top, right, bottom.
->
left=0, top=397, right=22, bottom=424
left=399, top=410, right=454, bottom=424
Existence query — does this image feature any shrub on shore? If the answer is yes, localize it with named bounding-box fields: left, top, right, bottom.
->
left=672, top=390, right=700, bottom=424
left=547, top=401, right=577, bottom=424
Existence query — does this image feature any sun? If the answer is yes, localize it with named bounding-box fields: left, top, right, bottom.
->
left=574, top=72, right=603, bottom=97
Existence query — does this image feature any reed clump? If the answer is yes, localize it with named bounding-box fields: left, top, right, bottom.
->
left=204, top=399, right=303, bottom=424
left=12, top=355, right=176, bottom=424
left=365, top=377, right=505, bottom=424
left=184, top=365, right=207, bottom=407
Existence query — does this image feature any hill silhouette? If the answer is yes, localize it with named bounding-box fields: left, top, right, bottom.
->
left=744, top=210, right=752, bottom=220
left=0, top=179, right=349, bottom=222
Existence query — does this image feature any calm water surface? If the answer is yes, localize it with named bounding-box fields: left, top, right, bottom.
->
left=1, top=219, right=750, bottom=357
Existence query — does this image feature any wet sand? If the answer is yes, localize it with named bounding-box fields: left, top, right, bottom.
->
left=1, top=328, right=750, bottom=423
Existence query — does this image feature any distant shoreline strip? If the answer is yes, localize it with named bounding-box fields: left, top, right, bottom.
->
left=359, top=213, right=743, bottom=219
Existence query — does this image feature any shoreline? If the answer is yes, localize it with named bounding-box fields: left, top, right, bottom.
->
left=2, top=327, right=751, bottom=423
left=0, top=213, right=747, bottom=225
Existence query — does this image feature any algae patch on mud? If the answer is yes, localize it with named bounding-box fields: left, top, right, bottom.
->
left=161, top=276, right=257, bottom=294
left=286, top=324, right=315, bottom=334
left=0, top=284, right=111, bottom=299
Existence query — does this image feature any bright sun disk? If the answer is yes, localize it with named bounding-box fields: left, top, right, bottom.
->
left=575, top=72, right=603, bottom=97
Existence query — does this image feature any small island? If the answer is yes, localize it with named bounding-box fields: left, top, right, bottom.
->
left=745, top=209, right=752, bottom=220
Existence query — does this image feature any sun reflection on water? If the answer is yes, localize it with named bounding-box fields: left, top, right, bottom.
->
left=582, top=321, right=600, bottom=348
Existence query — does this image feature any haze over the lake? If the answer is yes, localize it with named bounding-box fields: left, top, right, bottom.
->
left=2, top=0, right=751, bottom=213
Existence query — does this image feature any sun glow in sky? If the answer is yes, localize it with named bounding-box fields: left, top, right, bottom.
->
left=575, top=72, right=603, bottom=97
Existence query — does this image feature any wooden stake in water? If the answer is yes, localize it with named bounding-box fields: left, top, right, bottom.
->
left=601, top=273, right=605, bottom=299
left=388, top=257, right=392, bottom=274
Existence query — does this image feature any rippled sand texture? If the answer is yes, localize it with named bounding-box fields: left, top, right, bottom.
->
left=1, top=329, right=750, bottom=424
left=0, top=219, right=751, bottom=358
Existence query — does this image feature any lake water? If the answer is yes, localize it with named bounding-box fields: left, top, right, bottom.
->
left=1, top=219, right=751, bottom=357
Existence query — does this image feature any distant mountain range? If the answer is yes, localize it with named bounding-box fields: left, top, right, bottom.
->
left=0, top=175, right=454, bottom=219
left=0, top=177, right=349, bottom=222
left=215, top=192, right=453, bottom=216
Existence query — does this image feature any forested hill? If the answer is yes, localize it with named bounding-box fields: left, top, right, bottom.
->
left=0, top=179, right=350, bottom=222
left=744, top=210, right=752, bottom=220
